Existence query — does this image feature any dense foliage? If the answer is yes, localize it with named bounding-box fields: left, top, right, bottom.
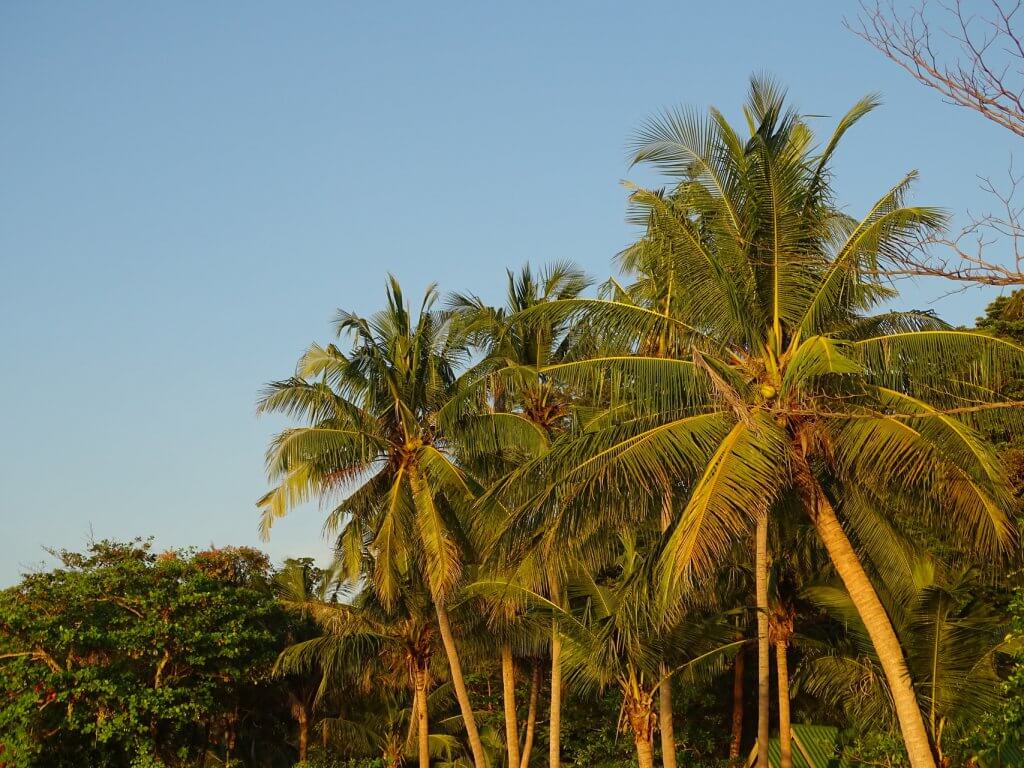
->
left=0, top=541, right=304, bottom=768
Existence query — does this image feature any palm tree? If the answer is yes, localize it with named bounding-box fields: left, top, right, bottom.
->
left=321, top=687, right=468, bottom=768
left=490, top=79, right=1024, bottom=768
left=258, top=277, right=489, bottom=768
left=274, top=560, right=442, bottom=768
left=799, top=554, right=1009, bottom=766
left=449, top=262, right=590, bottom=768
left=456, top=571, right=548, bottom=768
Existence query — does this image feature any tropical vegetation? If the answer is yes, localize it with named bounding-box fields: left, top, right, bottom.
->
left=3, top=81, right=1024, bottom=768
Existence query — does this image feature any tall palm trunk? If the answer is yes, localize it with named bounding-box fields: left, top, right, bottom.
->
left=435, top=602, right=488, bottom=768
left=414, top=665, right=430, bottom=768
left=755, top=516, right=770, bottom=768
left=519, top=661, right=540, bottom=768
left=797, top=466, right=935, bottom=768
left=549, top=621, right=563, bottom=768
left=658, top=665, right=676, bottom=768
left=502, top=643, right=521, bottom=768
left=659, top=490, right=677, bottom=768
left=729, top=646, right=744, bottom=763
left=775, top=642, right=791, bottom=768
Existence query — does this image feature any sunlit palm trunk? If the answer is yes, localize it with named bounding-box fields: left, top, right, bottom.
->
left=435, top=602, right=488, bottom=768
left=549, top=621, right=562, bottom=768
left=414, top=666, right=430, bottom=768
left=729, top=645, right=744, bottom=763
left=659, top=490, right=677, bottom=768
left=775, top=642, right=791, bottom=768
left=519, top=661, right=540, bottom=768
left=755, top=517, right=770, bottom=768
left=502, top=643, right=521, bottom=768
left=797, top=466, right=935, bottom=768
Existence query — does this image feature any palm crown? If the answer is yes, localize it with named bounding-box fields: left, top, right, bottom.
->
left=257, top=276, right=492, bottom=768
left=258, top=277, right=474, bottom=605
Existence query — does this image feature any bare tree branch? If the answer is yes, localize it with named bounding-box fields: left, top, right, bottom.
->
left=850, top=1, right=1024, bottom=290
left=850, top=0, right=1024, bottom=137
left=886, top=161, right=1024, bottom=286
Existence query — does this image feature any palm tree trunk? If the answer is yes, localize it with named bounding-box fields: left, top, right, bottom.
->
left=658, top=490, right=678, bottom=768
left=659, top=493, right=675, bottom=768
left=435, top=601, right=488, bottom=768
left=798, top=468, right=935, bottom=768
left=502, top=643, right=522, bottom=768
left=297, top=703, right=309, bottom=764
left=755, top=516, right=770, bottom=768
left=549, top=621, right=563, bottom=768
left=627, top=690, right=656, bottom=768
left=729, top=647, right=744, bottom=763
left=659, top=664, right=677, bottom=768
left=519, top=661, right=540, bottom=768
left=415, top=666, right=430, bottom=768
left=289, top=695, right=309, bottom=764
left=634, top=733, right=656, bottom=768
left=776, top=641, right=791, bottom=768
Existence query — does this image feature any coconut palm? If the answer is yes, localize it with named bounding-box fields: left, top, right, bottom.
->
left=489, top=79, right=1024, bottom=768
left=274, top=559, right=443, bottom=768
left=449, top=261, right=591, bottom=768
left=799, top=554, right=1010, bottom=766
left=598, top=254, right=717, bottom=768
left=257, top=277, right=489, bottom=768
left=765, top=498, right=833, bottom=768
left=453, top=570, right=549, bottom=768
left=321, top=687, right=469, bottom=768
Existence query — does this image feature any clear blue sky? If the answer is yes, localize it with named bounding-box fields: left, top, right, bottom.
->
left=1, top=2, right=1017, bottom=583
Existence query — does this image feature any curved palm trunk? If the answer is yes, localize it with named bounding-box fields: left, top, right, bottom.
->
left=414, top=666, right=430, bottom=768
left=755, top=517, right=770, bottom=768
left=798, top=468, right=935, bottom=768
left=435, top=602, right=488, bottom=768
left=729, top=646, right=745, bottom=763
left=502, top=643, right=521, bottom=768
left=519, top=661, right=540, bottom=768
left=658, top=666, right=676, bottom=768
left=775, top=642, right=791, bottom=768
left=549, top=621, right=563, bottom=768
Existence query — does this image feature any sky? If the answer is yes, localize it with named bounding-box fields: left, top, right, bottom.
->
left=1, top=1, right=1018, bottom=584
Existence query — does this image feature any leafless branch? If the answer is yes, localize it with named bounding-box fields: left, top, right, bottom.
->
left=851, top=2, right=1024, bottom=290
left=888, top=161, right=1024, bottom=286
left=850, top=0, right=1024, bottom=137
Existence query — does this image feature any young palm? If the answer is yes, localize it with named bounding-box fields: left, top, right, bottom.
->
left=274, top=562, right=440, bottom=768
left=257, top=277, right=489, bottom=768
left=492, top=79, right=1024, bottom=768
